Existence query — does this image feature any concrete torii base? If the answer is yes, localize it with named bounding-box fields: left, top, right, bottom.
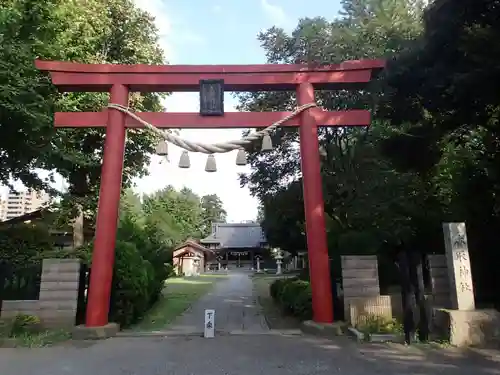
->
left=72, top=323, right=120, bottom=340
left=300, top=320, right=347, bottom=338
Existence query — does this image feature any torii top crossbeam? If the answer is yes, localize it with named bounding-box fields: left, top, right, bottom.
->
left=35, top=59, right=384, bottom=129
left=35, top=59, right=384, bottom=91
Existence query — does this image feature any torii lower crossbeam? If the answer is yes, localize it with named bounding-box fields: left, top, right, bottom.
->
left=55, top=110, right=371, bottom=128
left=35, top=59, right=384, bottom=329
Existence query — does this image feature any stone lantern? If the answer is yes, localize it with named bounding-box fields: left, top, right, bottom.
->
left=275, top=250, right=283, bottom=275
left=254, top=255, right=262, bottom=273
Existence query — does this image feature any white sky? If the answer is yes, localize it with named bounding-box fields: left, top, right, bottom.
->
left=130, top=0, right=260, bottom=222
left=132, top=93, right=258, bottom=222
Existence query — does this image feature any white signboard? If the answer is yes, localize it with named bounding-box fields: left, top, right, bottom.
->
left=204, top=309, right=215, bottom=338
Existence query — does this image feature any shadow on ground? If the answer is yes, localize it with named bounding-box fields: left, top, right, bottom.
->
left=306, top=336, right=500, bottom=375
left=1, top=334, right=500, bottom=375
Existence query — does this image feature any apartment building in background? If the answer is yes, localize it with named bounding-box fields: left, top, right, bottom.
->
left=0, top=189, right=51, bottom=221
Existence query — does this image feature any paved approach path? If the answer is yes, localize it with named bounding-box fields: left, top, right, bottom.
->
left=168, top=269, right=269, bottom=334
left=2, top=270, right=500, bottom=375
left=2, top=334, right=500, bottom=375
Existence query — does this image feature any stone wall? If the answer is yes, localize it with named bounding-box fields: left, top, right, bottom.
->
left=347, top=295, right=393, bottom=326
left=341, top=254, right=451, bottom=326
left=341, top=255, right=380, bottom=298
left=342, top=239, right=500, bottom=347
left=1, top=259, right=81, bottom=328
left=427, top=254, right=451, bottom=308
left=341, top=255, right=393, bottom=325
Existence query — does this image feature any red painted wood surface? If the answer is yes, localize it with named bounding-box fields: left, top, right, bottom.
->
left=85, top=84, right=129, bottom=328
left=35, top=59, right=385, bottom=74
left=35, top=59, right=385, bottom=92
left=54, top=110, right=371, bottom=128
left=47, top=71, right=372, bottom=92
left=297, top=82, right=334, bottom=323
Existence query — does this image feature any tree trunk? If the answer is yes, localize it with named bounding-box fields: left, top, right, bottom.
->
left=410, top=252, right=429, bottom=342
left=397, top=249, right=416, bottom=344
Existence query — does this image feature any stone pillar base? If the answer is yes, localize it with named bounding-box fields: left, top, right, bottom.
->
left=432, top=308, right=500, bottom=347
left=300, top=320, right=347, bottom=338
left=72, top=323, right=120, bottom=340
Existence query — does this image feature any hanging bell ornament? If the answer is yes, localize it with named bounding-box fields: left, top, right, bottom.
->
left=261, top=133, right=273, bottom=152
left=178, top=151, right=191, bottom=168
left=235, top=148, right=247, bottom=166
left=205, top=154, right=217, bottom=172
left=155, top=140, right=168, bottom=156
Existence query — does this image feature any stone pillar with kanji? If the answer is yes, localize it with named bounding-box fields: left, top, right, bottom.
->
left=442, top=222, right=475, bottom=310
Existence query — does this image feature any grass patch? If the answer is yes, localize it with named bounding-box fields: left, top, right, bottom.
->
left=130, top=274, right=227, bottom=332
left=0, top=322, right=70, bottom=348
left=252, top=275, right=300, bottom=330
left=0, top=315, right=70, bottom=348
left=356, top=315, right=403, bottom=335
left=2, top=329, right=71, bottom=348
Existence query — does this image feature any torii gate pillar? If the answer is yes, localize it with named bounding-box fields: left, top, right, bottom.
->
left=297, top=82, right=333, bottom=322
left=86, top=84, right=129, bottom=327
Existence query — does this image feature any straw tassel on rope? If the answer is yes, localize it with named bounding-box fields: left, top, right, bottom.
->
left=205, top=154, right=217, bottom=172
left=178, top=151, right=190, bottom=168
left=155, top=140, right=168, bottom=157
left=261, top=133, right=273, bottom=152
left=235, top=148, right=247, bottom=166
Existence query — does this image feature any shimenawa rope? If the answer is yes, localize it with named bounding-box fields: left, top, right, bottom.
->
left=106, top=102, right=317, bottom=154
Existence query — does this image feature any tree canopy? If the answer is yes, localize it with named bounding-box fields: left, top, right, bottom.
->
left=123, top=187, right=226, bottom=249
left=0, top=0, right=165, bottom=225
left=200, top=194, right=227, bottom=237
left=239, top=0, right=427, bottom=255
left=241, top=0, right=500, bottom=305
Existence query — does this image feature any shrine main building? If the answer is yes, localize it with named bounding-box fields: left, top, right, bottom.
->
left=200, top=222, right=268, bottom=269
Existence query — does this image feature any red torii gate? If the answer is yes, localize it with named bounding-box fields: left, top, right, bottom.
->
left=35, top=59, right=384, bottom=328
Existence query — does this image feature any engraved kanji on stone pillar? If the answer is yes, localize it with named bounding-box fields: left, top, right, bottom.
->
left=442, top=222, right=475, bottom=310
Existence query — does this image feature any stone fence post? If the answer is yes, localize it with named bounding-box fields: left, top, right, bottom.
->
left=0, top=258, right=81, bottom=328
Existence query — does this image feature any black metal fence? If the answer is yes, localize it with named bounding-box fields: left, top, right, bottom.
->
left=0, top=262, right=42, bottom=311
left=75, top=264, right=91, bottom=325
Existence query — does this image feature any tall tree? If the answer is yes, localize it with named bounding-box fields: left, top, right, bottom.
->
left=0, top=0, right=166, bottom=229
left=238, top=0, right=425, bottom=253
left=200, top=194, right=227, bottom=236
left=381, top=0, right=500, bottom=304
left=143, top=186, right=205, bottom=244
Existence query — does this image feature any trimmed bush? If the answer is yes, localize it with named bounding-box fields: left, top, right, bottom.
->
left=164, top=263, right=175, bottom=279
left=270, top=278, right=287, bottom=300
left=291, top=283, right=313, bottom=320
left=270, top=278, right=313, bottom=321
left=108, top=240, right=154, bottom=327
left=76, top=211, right=173, bottom=328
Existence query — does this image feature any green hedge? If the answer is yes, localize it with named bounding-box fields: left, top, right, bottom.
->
left=106, top=214, right=172, bottom=327
left=74, top=213, right=172, bottom=328
left=270, top=277, right=313, bottom=321
left=0, top=203, right=173, bottom=329
left=0, top=222, right=54, bottom=266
